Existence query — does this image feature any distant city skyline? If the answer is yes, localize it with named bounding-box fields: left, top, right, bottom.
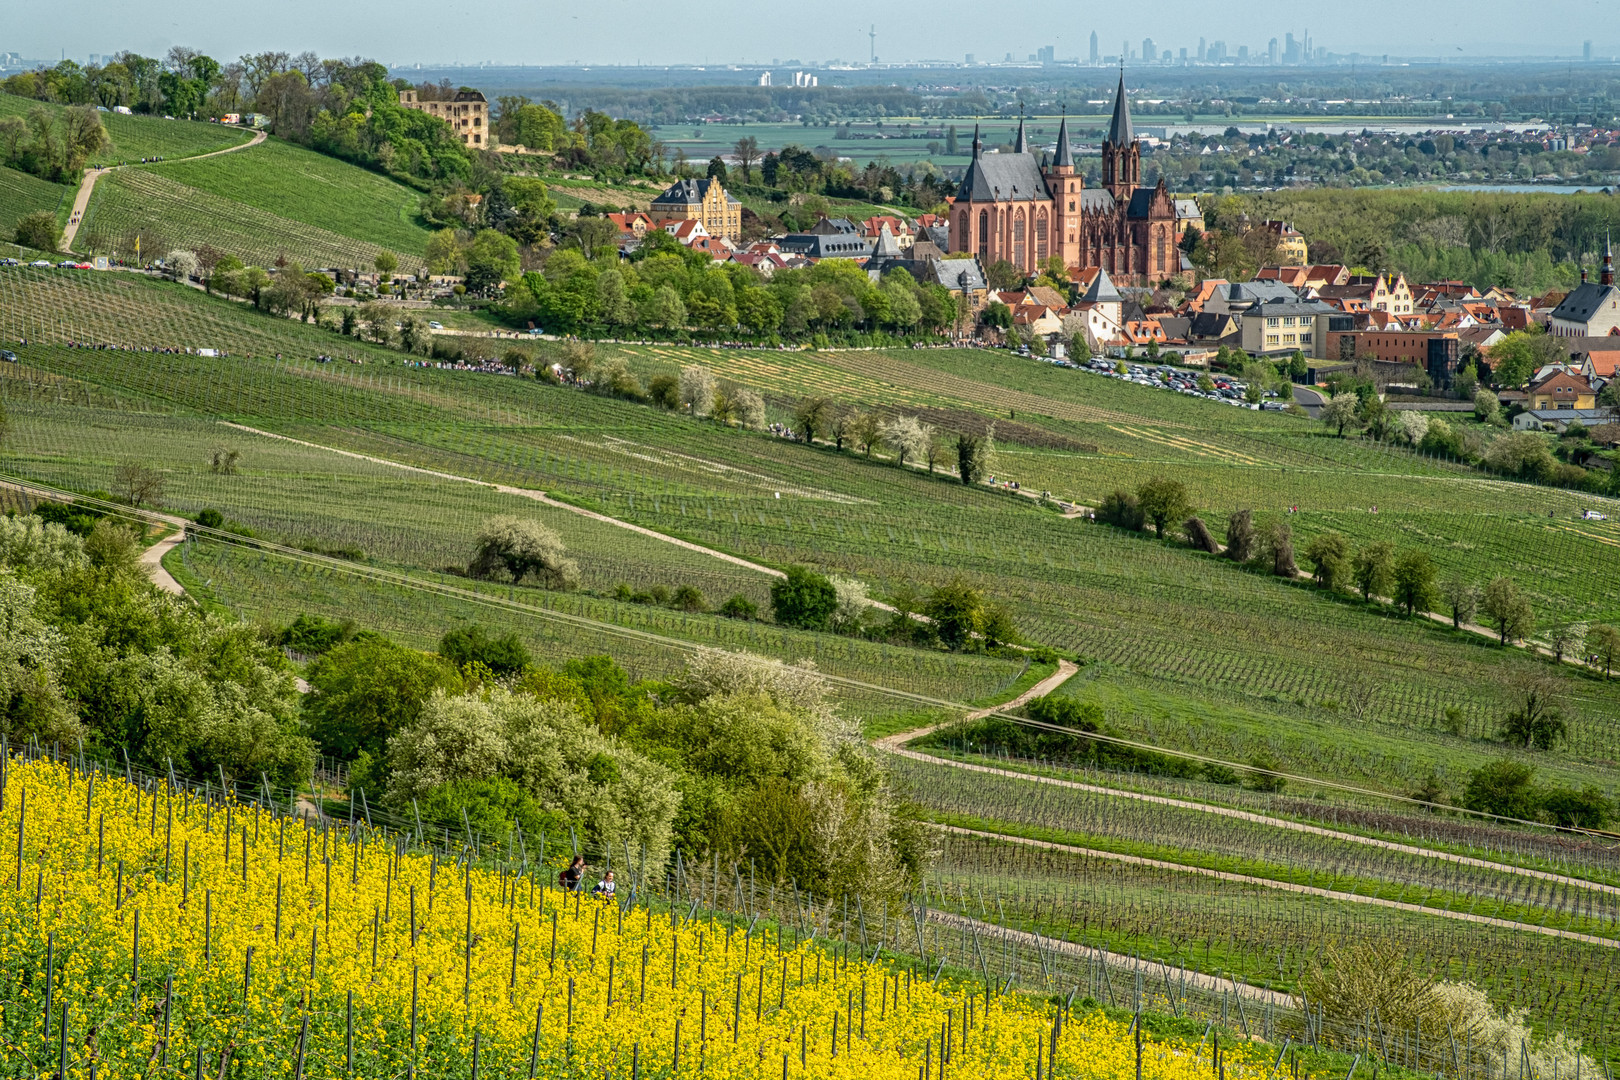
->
left=2, top=0, right=1616, bottom=70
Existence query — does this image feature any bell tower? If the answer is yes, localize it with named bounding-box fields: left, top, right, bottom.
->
left=1101, top=69, right=1140, bottom=201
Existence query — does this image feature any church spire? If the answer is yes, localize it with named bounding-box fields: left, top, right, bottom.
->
left=971, top=122, right=981, bottom=160
left=1013, top=108, right=1027, bottom=154
left=1107, top=69, right=1134, bottom=146
left=1604, top=230, right=1615, bottom=287
left=1053, top=115, right=1073, bottom=169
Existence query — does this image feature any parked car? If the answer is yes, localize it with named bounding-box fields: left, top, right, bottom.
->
left=428, top=321, right=444, bottom=330
left=29, top=260, right=52, bottom=268
left=0, top=350, right=17, bottom=362
left=0, top=257, right=18, bottom=266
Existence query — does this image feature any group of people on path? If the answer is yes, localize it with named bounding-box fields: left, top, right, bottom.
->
left=557, top=854, right=616, bottom=899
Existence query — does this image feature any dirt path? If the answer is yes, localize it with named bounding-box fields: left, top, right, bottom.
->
left=935, top=824, right=1619, bottom=949
left=220, top=422, right=789, bottom=581
left=62, top=129, right=267, bottom=250
left=139, top=525, right=187, bottom=596
left=924, top=909, right=1295, bottom=1007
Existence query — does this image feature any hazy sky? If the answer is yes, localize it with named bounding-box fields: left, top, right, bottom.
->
left=5, top=0, right=1613, bottom=68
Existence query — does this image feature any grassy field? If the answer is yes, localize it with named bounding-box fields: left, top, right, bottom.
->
left=0, top=92, right=251, bottom=165
left=148, top=136, right=435, bottom=259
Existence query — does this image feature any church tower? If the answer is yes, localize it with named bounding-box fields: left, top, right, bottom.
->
left=1101, top=71, right=1140, bottom=201
left=1043, top=116, right=1081, bottom=270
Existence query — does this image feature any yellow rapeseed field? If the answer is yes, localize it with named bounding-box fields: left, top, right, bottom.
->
left=0, top=756, right=1284, bottom=1078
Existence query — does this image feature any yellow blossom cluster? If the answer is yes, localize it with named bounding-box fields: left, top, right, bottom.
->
left=0, top=756, right=1282, bottom=1078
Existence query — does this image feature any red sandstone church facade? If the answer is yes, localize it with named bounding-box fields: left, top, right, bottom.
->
left=948, top=74, right=1185, bottom=286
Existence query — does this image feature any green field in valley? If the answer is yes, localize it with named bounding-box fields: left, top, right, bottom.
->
left=0, top=163, right=70, bottom=240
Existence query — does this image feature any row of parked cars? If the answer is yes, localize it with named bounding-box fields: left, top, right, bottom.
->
left=1082, top=359, right=1289, bottom=411
left=0, top=258, right=94, bottom=269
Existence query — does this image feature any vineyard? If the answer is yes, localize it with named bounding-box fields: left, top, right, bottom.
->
left=0, top=266, right=1618, bottom=802
left=148, top=137, right=436, bottom=260
left=0, top=92, right=252, bottom=166
left=73, top=169, right=416, bottom=268
left=0, top=164, right=69, bottom=241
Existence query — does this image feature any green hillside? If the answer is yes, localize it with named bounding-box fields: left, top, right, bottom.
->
left=0, top=92, right=251, bottom=165
left=148, top=136, right=434, bottom=258
left=73, top=167, right=418, bottom=268
left=0, top=163, right=70, bottom=243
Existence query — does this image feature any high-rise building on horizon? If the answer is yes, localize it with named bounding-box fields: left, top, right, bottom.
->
left=1197, top=37, right=1207, bottom=62
left=1089, top=31, right=1100, bottom=64
left=1585, top=40, right=1594, bottom=61
left=1142, top=38, right=1155, bottom=63
left=1268, top=38, right=1279, bottom=64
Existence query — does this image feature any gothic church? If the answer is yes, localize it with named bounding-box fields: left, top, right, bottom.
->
left=948, top=73, right=1182, bottom=286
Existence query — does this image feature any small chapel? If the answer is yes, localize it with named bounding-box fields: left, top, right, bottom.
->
left=948, top=73, right=1185, bottom=286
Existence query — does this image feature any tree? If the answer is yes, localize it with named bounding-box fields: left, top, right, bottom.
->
left=1586, top=623, right=1620, bottom=678
left=1487, top=329, right=1563, bottom=389
left=1136, top=477, right=1190, bottom=540
left=1439, top=578, right=1481, bottom=630
left=734, top=388, right=766, bottom=430
left=374, top=251, right=398, bottom=281
left=468, top=516, right=580, bottom=589
left=984, top=260, right=1023, bottom=291
left=651, top=285, right=687, bottom=330
left=955, top=425, right=995, bottom=485
left=112, top=460, right=164, bottom=507
left=1481, top=576, right=1534, bottom=644
left=424, top=228, right=463, bottom=275
left=1258, top=520, right=1297, bottom=577
left=164, top=249, right=199, bottom=283
left=13, top=210, right=59, bottom=252
left=1390, top=549, right=1437, bottom=616
left=1302, top=531, right=1350, bottom=591
left=925, top=577, right=985, bottom=651
left=1546, top=621, right=1586, bottom=665
left=1473, top=387, right=1500, bottom=423
left=1461, top=758, right=1540, bottom=821
left=464, top=229, right=521, bottom=293
left=678, top=365, right=714, bottom=417
left=1497, top=676, right=1566, bottom=750
left=1351, top=542, right=1395, bottom=602
left=1321, top=393, right=1361, bottom=437
left=880, top=415, right=931, bottom=467
left=793, top=397, right=829, bottom=443
left=305, top=636, right=465, bottom=761
left=732, top=136, right=759, bottom=182
left=852, top=411, right=883, bottom=459
left=1225, top=510, right=1255, bottom=562
left=770, top=565, right=837, bottom=631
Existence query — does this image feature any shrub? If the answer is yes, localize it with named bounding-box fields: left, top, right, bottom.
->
left=278, top=613, right=359, bottom=655
left=647, top=373, right=680, bottom=409
left=468, top=516, right=580, bottom=590
left=770, top=565, right=837, bottom=631
left=1096, top=490, right=1144, bottom=531
left=1461, top=758, right=1540, bottom=820
left=195, top=508, right=225, bottom=530
left=1245, top=754, right=1287, bottom=792
left=1183, top=517, right=1219, bottom=554
left=924, top=577, right=985, bottom=651
left=13, top=210, right=60, bottom=252
left=671, top=584, right=706, bottom=612
left=303, top=637, right=465, bottom=761
left=439, top=623, right=531, bottom=675
left=719, top=594, right=758, bottom=620
left=1539, top=785, right=1613, bottom=828
left=1224, top=510, right=1255, bottom=562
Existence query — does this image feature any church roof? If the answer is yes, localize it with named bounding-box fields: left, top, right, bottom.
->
left=1053, top=117, right=1073, bottom=169
left=1013, top=115, right=1028, bottom=154
left=1107, top=72, right=1134, bottom=146
left=1082, top=267, right=1122, bottom=304
left=953, top=150, right=1050, bottom=203
left=1079, top=189, right=1117, bottom=213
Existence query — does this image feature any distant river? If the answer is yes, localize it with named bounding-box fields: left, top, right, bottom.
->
left=1431, top=184, right=1608, bottom=194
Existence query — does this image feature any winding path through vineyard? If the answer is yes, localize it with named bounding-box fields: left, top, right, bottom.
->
left=879, top=728, right=1620, bottom=899
left=61, top=129, right=268, bottom=251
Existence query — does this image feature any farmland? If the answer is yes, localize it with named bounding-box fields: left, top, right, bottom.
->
left=0, top=163, right=69, bottom=239
left=4, top=263, right=1620, bottom=1070
left=0, top=91, right=252, bottom=165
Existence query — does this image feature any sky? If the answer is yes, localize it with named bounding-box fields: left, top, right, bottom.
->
left=4, top=0, right=1614, bottom=68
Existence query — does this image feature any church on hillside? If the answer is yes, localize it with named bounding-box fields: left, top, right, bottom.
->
left=948, top=73, right=1187, bottom=287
